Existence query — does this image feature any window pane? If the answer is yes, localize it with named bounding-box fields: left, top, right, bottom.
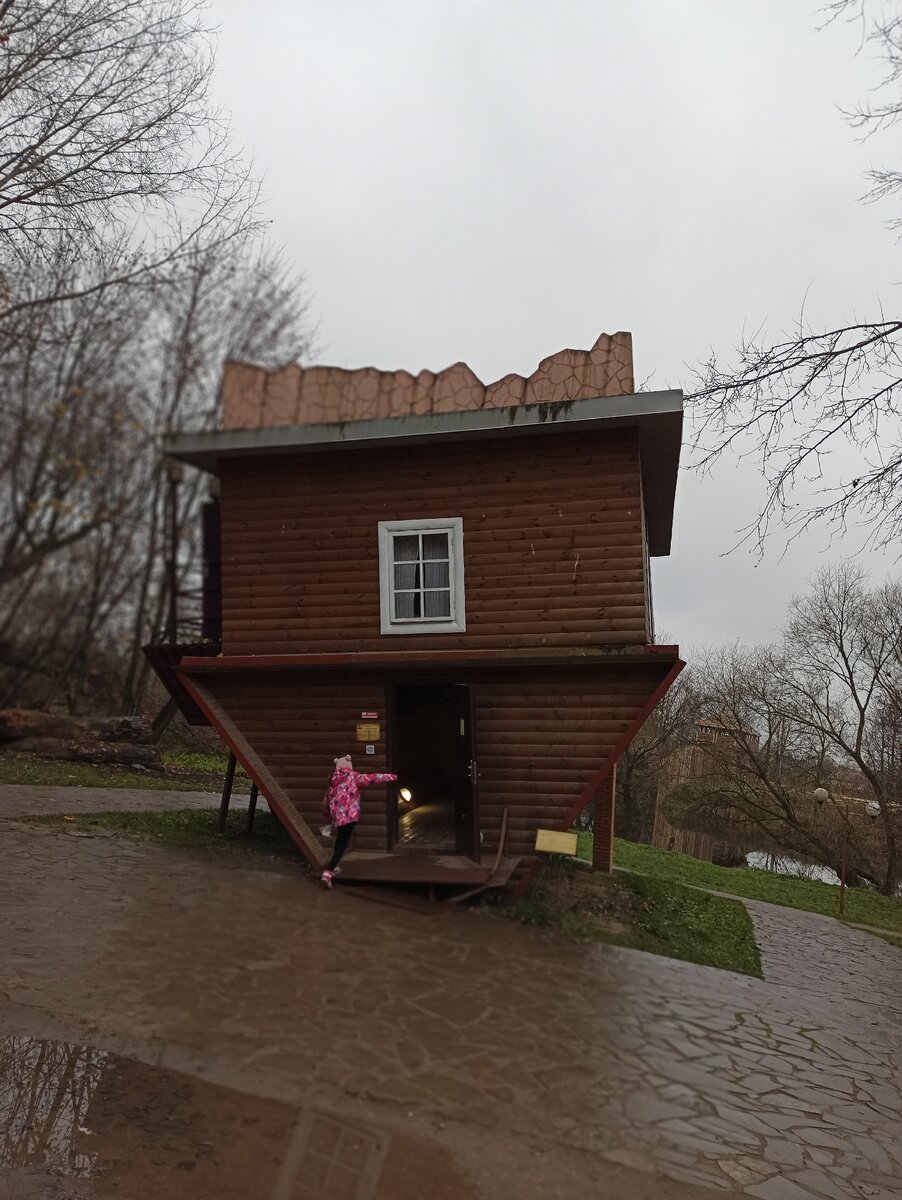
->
left=393, top=535, right=420, bottom=563
left=422, top=532, right=449, bottom=560
left=394, top=563, right=419, bottom=590
left=423, top=589, right=451, bottom=618
left=394, top=591, right=421, bottom=619
left=423, top=560, right=450, bottom=589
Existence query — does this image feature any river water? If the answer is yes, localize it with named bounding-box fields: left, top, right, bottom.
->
left=745, top=850, right=840, bottom=885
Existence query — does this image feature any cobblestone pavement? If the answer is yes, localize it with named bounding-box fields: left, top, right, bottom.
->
left=745, top=899, right=902, bottom=1027
left=2, top=786, right=901, bottom=1199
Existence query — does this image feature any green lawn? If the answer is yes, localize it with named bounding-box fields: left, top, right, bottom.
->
left=160, top=748, right=241, bottom=774
left=0, top=749, right=247, bottom=792
left=622, top=873, right=762, bottom=976
left=0, top=756, right=197, bottom=790
left=494, top=859, right=762, bottom=977
left=28, top=807, right=297, bottom=860
left=574, top=832, right=902, bottom=935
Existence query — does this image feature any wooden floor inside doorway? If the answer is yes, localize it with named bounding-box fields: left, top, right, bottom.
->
left=396, top=800, right=456, bottom=852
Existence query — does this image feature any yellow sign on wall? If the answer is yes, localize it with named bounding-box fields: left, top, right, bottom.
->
left=356, top=723, right=381, bottom=742
left=535, top=829, right=578, bottom=856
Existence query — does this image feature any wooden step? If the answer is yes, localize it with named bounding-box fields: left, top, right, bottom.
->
left=335, top=850, right=519, bottom=886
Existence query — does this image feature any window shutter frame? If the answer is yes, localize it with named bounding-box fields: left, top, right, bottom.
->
left=378, top=517, right=466, bottom=635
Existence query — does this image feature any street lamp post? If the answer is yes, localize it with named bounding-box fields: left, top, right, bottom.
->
left=813, top=786, right=848, bottom=916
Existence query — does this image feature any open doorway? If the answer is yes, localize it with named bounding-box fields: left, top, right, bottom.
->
left=391, top=682, right=479, bottom=858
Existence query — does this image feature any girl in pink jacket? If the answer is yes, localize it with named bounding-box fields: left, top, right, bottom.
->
left=321, top=754, right=396, bottom=888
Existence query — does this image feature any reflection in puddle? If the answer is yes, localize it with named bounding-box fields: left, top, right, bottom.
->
left=273, top=1111, right=388, bottom=1200
left=0, top=1035, right=108, bottom=1175
left=0, top=1035, right=475, bottom=1199
left=0, top=1032, right=304, bottom=1196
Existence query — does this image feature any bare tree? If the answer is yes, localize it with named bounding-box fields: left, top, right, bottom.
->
left=0, top=240, right=156, bottom=593
left=0, top=238, right=313, bottom=714
left=0, top=1, right=316, bottom=717
left=119, top=241, right=313, bottom=714
left=0, top=0, right=253, bottom=269
left=689, top=1, right=902, bottom=550
left=613, top=668, right=700, bottom=842
left=665, top=564, right=902, bottom=893
left=783, top=562, right=902, bottom=890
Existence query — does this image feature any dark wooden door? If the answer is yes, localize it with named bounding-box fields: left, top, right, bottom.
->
left=452, top=683, right=480, bottom=860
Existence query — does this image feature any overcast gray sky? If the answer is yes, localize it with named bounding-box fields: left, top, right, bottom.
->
left=209, top=0, right=898, bottom=651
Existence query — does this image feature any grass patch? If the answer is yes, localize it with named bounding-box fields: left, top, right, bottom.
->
left=866, top=930, right=902, bottom=952
left=0, top=755, right=194, bottom=791
left=491, top=860, right=762, bottom=977
left=160, top=748, right=243, bottom=775
left=0, top=748, right=248, bottom=792
left=621, top=873, right=762, bottom=976
left=28, top=807, right=299, bottom=860
left=574, top=834, right=902, bottom=935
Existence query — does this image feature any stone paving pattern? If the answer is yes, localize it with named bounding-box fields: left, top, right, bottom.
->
left=2, top=785, right=901, bottom=1198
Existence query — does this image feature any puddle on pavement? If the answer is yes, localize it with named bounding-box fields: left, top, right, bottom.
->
left=0, top=1034, right=476, bottom=1199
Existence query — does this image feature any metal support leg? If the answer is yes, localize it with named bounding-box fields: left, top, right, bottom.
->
left=217, top=753, right=237, bottom=836
left=245, top=782, right=259, bottom=835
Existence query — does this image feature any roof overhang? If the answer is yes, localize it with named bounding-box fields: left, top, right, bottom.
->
left=178, top=646, right=683, bottom=673
left=164, top=389, right=683, bottom=556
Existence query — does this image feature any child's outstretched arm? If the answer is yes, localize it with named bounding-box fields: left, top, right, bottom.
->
left=354, top=772, right=398, bottom=787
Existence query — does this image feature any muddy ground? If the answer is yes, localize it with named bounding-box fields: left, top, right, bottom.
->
left=2, top=785, right=901, bottom=1199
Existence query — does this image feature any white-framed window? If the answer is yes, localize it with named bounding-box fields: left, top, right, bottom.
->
left=378, top=518, right=466, bottom=635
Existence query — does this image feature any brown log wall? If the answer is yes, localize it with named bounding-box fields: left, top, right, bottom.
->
left=219, top=429, right=648, bottom=656
left=203, top=671, right=391, bottom=853
left=196, top=662, right=672, bottom=864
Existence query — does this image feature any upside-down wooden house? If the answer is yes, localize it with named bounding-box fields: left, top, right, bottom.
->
left=149, top=332, right=685, bottom=894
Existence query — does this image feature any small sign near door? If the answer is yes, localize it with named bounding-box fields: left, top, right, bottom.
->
left=360, top=711, right=379, bottom=720
left=535, top=829, right=578, bottom=856
left=356, top=722, right=381, bottom=742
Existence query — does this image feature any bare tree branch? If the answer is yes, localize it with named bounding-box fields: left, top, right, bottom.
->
left=687, top=3, right=902, bottom=551
left=666, top=564, right=902, bottom=893
left=0, top=0, right=253, bottom=253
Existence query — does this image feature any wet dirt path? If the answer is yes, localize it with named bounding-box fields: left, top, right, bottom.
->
left=0, top=782, right=245, bottom=817
left=1, top=787, right=901, bottom=1199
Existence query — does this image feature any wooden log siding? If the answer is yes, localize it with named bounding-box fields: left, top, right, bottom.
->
left=200, top=672, right=391, bottom=853
left=192, top=662, right=673, bottom=866
left=218, top=429, right=648, bottom=656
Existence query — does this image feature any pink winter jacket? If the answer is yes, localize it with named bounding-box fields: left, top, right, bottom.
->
left=322, top=766, right=397, bottom=827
